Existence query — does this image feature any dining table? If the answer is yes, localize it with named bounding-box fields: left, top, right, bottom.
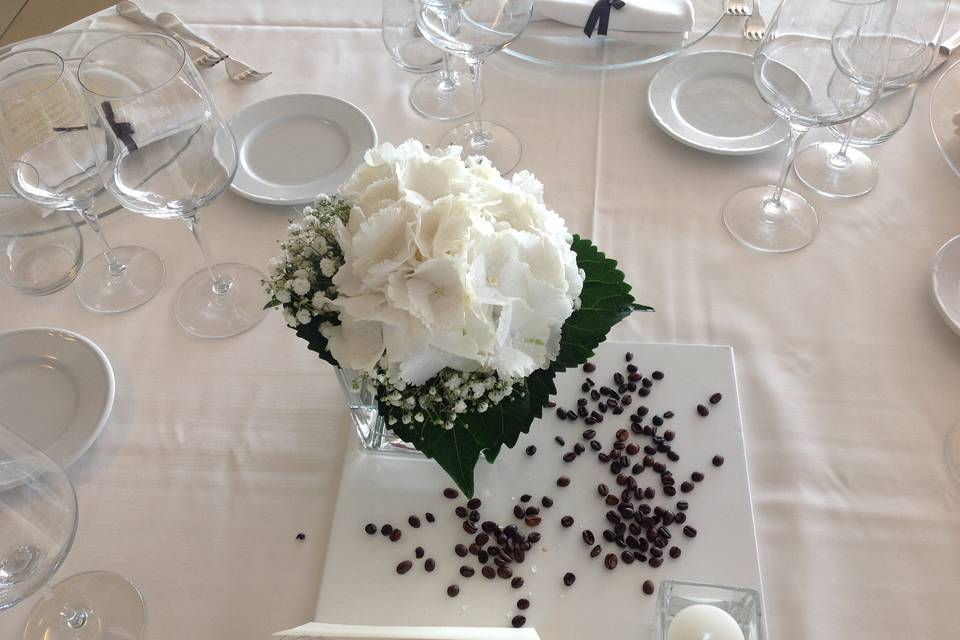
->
left=1, top=1, right=959, bottom=638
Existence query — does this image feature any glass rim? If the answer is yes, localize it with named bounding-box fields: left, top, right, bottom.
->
left=77, top=32, right=187, bottom=100
left=0, top=48, right=66, bottom=104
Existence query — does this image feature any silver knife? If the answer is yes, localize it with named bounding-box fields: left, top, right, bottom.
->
left=927, top=29, right=960, bottom=77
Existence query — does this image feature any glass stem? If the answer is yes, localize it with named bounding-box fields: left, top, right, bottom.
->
left=437, top=13, right=455, bottom=92
left=184, top=214, right=231, bottom=295
left=771, top=125, right=809, bottom=206
left=831, top=116, right=860, bottom=165
left=467, top=59, right=489, bottom=148
left=41, top=586, right=88, bottom=630
left=79, top=206, right=126, bottom=277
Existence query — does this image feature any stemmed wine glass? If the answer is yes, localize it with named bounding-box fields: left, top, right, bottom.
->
left=0, top=422, right=145, bottom=640
left=0, top=48, right=165, bottom=312
left=383, top=0, right=475, bottom=120
left=794, top=1, right=950, bottom=198
left=77, top=33, right=267, bottom=339
left=417, top=0, right=534, bottom=173
left=722, top=0, right=899, bottom=253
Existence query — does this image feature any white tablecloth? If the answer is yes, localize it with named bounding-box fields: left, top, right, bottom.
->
left=2, top=2, right=960, bottom=639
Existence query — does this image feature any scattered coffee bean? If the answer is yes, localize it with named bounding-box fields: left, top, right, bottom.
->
left=676, top=501, right=689, bottom=511
left=561, top=515, right=575, bottom=528
left=563, top=452, right=577, bottom=463
left=459, top=566, right=475, bottom=578
left=415, top=546, right=425, bottom=559
left=424, top=558, right=436, bottom=571
left=663, top=430, right=675, bottom=442
left=514, top=505, right=526, bottom=519
left=652, top=371, right=664, bottom=380
left=614, top=372, right=625, bottom=385
left=709, top=392, right=722, bottom=405
left=566, top=411, right=577, bottom=420
left=409, top=516, right=421, bottom=528
left=525, top=516, right=542, bottom=527
left=512, top=615, right=527, bottom=628
left=557, top=476, right=571, bottom=487
left=691, top=471, right=704, bottom=482
left=364, top=523, right=377, bottom=535
left=380, top=524, right=394, bottom=536
left=447, top=585, right=460, bottom=597
left=517, top=598, right=530, bottom=610
left=669, top=546, right=681, bottom=559
left=563, top=572, right=577, bottom=586
left=511, top=577, right=524, bottom=589
left=455, top=506, right=468, bottom=518
left=642, top=580, right=655, bottom=595
left=455, top=544, right=468, bottom=557
left=497, top=566, right=513, bottom=579
left=667, top=451, right=680, bottom=462
left=712, top=455, right=725, bottom=467
left=683, top=526, right=698, bottom=538
left=649, top=556, right=663, bottom=568
left=590, top=544, right=602, bottom=558
left=555, top=436, right=566, bottom=446
left=652, top=416, right=664, bottom=427
left=697, top=404, right=709, bottom=417
left=389, top=529, right=402, bottom=542
left=425, top=512, right=435, bottom=523
left=604, top=553, right=619, bottom=570
left=482, top=566, right=496, bottom=579
left=582, top=529, right=596, bottom=545
left=525, top=445, right=537, bottom=456
left=466, top=497, right=482, bottom=510
left=556, top=408, right=566, bottom=419
left=583, top=362, right=596, bottom=372
left=443, top=488, right=459, bottom=499
left=296, top=533, right=306, bottom=541
left=616, top=429, right=629, bottom=442
left=541, top=496, right=554, bottom=508
left=397, top=560, right=413, bottom=575
left=680, top=481, right=694, bottom=493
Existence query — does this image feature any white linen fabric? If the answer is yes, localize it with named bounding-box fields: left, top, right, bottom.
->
left=0, top=2, right=959, bottom=640
left=532, top=0, right=695, bottom=33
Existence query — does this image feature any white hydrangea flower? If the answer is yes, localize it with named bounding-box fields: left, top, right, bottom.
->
left=275, top=288, right=291, bottom=304
left=291, top=277, right=311, bottom=296
left=320, top=257, right=338, bottom=278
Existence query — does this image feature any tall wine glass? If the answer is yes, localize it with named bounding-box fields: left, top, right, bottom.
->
left=383, top=0, right=475, bottom=120
left=77, top=33, right=267, bottom=339
left=0, top=422, right=145, bottom=639
left=794, top=1, right=950, bottom=198
left=722, top=0, right=898, bottom=253
left=0, top=48, right=165, bottom=312
left=417, top=0, right=534, bottom=173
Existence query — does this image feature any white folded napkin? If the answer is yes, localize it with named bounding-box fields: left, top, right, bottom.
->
left=275, top=623, right=541, bottom=640
left=104, top=74, right=209, bottom=151
left=532, top=0, right=695, bottom=34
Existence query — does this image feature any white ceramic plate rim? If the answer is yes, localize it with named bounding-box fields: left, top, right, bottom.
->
left=930, top=234, right=960, bottom=337
left=648, top=50, right=789, bottom=156
left=0, top=327, right=115, bottom=468
left=228, top=94, right=378, bottom=206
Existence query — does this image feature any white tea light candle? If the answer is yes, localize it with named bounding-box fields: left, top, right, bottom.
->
left=668, top=604, right=745, bottom=640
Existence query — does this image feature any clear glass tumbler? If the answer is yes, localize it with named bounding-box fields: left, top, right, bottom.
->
left=0, top=190, right=82, bottom=295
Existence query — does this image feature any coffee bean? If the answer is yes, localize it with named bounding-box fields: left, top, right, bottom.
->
left=662, top=430, right=675, bottom=442
left=556, top=408, right=566, bottom=419
left=614, top=372, right=625, bottom=385
left=455, top=506, right=468, bottom=518
left=481, top=566, right=496, bottom=579
left=563, top=452, right=577, bottom=463
left=652, top=371, right=664, bottom=380
left=583, top=362, right=596, bottom=372
left=691, top=471, right=705, bottom=482
left=380, top=524, right=394, bottom=536
left=616, top=429, right=629, bottom=442
left=397, top=560, right=413, bottom=575
left=669, top=546, right=681, bottom=559
left=511, top=576, right=524, bottom=589
left=525, top=516, right=542, bottom=527
left=563, top=572, right=576, bottom=586
left=674, top=512, right=687, bottom=524
left=453, top=543, right=467, bottom=557
left=555, top=436, right=566, bottom=446
left=497, top=566, right=512, bottom=579
left=713, top=455, right=725, bottom=467
left=389, top=529, right=402, bottom=542
left=581, top=529, right=596, bottom=545
left=709, top=392, right=722, bottom=404
left=697, top=404, right=709, bottom=417
left=683, top=526, right=697, bottom=538
left=443, top=488, right=459, bottom=499
left=447, top=585, right=460, bottom=597
left=415, top=546, right=425, bottom=559
left=425, top=512, right=436, bottom=523
left=557, top=476, right=571, bottom=487
left=566, top=411, right=577, bottom=420
left=560, top=515, right=575, bottom=528
left=546, top=400, right=557, bottom=407
left=621, top=550, right=635, bottom=564
left=625, top=443, right=640, bottom=456
left=598, top=453, right=610, bottom=463
left=364, top=523, right=377, bottom=535
left=425, top=557, right=436, bottom=571
left=463, top=521, right=477, bottom=534
left=649, top=557, right=663, bottom=568
left=409, top=516, right=421, bottom=528
left=652, top=416, right=664, bottom=427
left=642, top=580, right=655, bottom=595
left=604, top=553, right=619, bottom=570
left=638, top=388, right=650, bottom=397
left=459, top=566, right=475, bottom=578
left=525, top=445, right=537, bottom=456
left=644, top=487, right=656, bottom=499
left=541, top=496, right=554, bottom=508
left=605, top=494, right=620, bottom=506
left=512, top=505, right=524, bottom=519
left=512, top=615, right=527, bottom=628
left=681, top=481, right=694, bottom=493
left=676, top=501, right=689, bottom=511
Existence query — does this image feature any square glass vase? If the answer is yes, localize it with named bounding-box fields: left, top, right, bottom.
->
left=335, top=367, right=420, bottom=455
left=653, top=580, right=765, bottom=640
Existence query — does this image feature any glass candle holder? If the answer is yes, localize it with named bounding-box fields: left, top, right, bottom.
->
left=654, top=580, right=765, bottom=640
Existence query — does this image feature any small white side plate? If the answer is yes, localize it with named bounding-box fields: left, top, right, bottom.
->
left=648, top=50, right=789, bottom=156
left=931, top=235, right=960, bottom=336
left=229, top=94, right=378, bottom=206
left=0, top=328, right=115, bottom=467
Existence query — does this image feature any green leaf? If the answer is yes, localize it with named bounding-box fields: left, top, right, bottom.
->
left=294, top=317, right=340, bottom=367
left=263, top=299, right=282, bottom=310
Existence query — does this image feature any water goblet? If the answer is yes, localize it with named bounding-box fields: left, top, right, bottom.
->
left=417, top=0, right=534, bottom=173
left=0, top=48, right=165, bottom=312
left=78, top=33, right=267, bottom=339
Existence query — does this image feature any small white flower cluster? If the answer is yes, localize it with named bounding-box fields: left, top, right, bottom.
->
left=262, top=196, right=350, bottom=328
left=374, top=367, right=523, bottom=431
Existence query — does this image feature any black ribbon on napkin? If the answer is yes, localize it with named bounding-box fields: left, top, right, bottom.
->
left=584, top=0, right=627, bottom=38
left=101, top=101, right=138, bottom=153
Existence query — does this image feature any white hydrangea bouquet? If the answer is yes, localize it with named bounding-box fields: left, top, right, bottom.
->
left=264, top=140, right=649, bottom=496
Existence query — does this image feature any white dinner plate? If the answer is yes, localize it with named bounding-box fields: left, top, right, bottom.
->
left=0, top=328, right=115, bottom=467
left=648, top=50, right=789, bottom=155
left=228, top=94, right=378, bottom=206
left=931, top=235, right=960, bottom=337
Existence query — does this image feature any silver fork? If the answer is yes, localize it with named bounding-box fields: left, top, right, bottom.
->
left=725, top=0, right=751, bottom=17
left=743, top=0, right=766, bottom=41
left=115, top=1, right=222, bottom=67
left=156, top=12, right=271, bottom=84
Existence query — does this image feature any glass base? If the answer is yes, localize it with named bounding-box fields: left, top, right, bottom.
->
left=174, top=263, right=267, bottom=339
left=441, top=121, right=522, bottom=174
left=723, top=185, right=818, bottom=253
left=410, top=70, right=476, bottom=121
left=335, top=367, right=420, bottom=455
left=794, top=142, right=878, bottom=198
left=75, top=246, right=165, bottom=313
left=5, top=242, right=82, bottom=296
left=23, top=571, right=145, bottom=640
left=947, top=423, right=960, bottom=483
